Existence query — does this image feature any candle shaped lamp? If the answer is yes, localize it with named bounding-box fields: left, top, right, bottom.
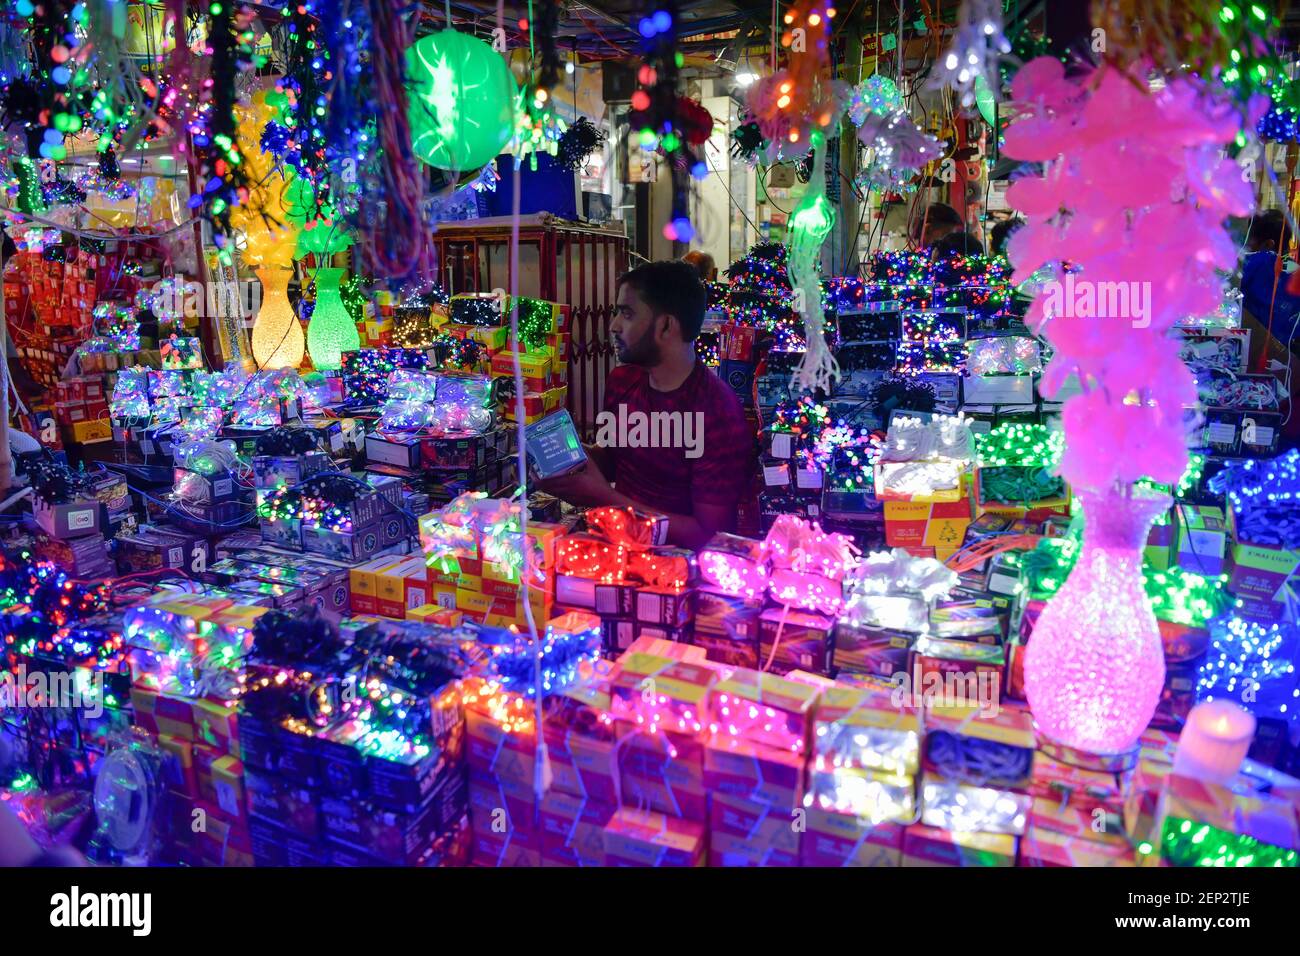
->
left=1172, top=700, right=1256, bottom=784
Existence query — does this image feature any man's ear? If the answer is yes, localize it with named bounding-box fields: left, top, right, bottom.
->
left=659, top=313, right=678, bottom=341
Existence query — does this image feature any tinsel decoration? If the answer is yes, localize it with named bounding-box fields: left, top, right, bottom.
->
left=787, top=131, right=838, bottom=393
left=358, top=0, right=434, bottom=279
left=556, top=117, right=607, bottom=172
left=929, top=0, right=1011, bottom=110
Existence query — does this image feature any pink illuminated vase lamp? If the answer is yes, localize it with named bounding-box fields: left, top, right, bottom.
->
left=1172, top=701, right=1256, bottom=785
left=1023, top=484, right=1169, bottom=761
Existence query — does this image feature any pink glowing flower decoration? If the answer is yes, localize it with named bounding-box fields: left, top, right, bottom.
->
left=1003, top=59, right=1253, bottom=491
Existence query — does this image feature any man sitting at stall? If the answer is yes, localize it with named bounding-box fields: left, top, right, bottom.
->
left=538, top=260, right=753, bottom=549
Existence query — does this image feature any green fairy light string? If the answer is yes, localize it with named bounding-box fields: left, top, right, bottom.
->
left=975, top=423, right=1066, bottom=505
left=513, top=297, right=553, bottom=350
left=1018, top=528, right=1230, bottom=627
left=12, top=157, right=46, bottom=215
left=1160, top=817, right=1298, bottom=867
left=1141, top=453, right=1206, bottom=526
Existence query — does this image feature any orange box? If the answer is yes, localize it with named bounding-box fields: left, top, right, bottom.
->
left=350, top=556, right=407, bottom=616
left=407, top=603, right=464, bottom=626
left=375, top=557, right=425, bottom=619
left=402, top=562, right=430, bottom=616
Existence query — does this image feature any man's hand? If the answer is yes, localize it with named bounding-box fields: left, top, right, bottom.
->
left=535, top=459, right=622, bottom=507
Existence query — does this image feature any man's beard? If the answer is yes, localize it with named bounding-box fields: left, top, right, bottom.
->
left=616, top=326, right=660, bottom=366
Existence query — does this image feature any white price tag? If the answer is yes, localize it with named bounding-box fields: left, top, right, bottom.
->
left=763, top=464, right=791, bottom=486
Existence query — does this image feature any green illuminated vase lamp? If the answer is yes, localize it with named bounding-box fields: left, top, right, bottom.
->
left=306, top=267, right=360, bottom=370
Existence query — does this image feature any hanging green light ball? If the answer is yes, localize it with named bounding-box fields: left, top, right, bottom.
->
left=406, top=30, right=517, bottom=171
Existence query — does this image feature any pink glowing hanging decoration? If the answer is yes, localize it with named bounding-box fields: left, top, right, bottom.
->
left=1005, top=58, right=1256, bottom=755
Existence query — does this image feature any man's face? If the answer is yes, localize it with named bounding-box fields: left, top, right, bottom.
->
left=611, top=283, right=664, bottom=366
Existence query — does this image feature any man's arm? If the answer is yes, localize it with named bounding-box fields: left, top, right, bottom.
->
left=536, top=460, right=725, bottom=550
left=583, top=442, right=615, bottom=481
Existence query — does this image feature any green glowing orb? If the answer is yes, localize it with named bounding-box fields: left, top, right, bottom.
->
left=407, top=30, right=517, bottom=171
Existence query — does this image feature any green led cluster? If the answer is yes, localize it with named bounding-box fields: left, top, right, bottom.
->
left=1145, top=568, right=1231, bottom=628
left=1140, top=453, right=1205, bottom=520
left=976, top=422, right=1064, bottom=468
left=513, top=297, right=554, bottom=350
left=1020, top=530, right=1231, bottom=627
left=1161, top=817, right=1298, bottom=868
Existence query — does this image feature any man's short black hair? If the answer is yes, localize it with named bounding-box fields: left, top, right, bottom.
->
left=1249, top=209, right=1291, bottom=252
left=912, top=202, right=964, bottom=240
left=989, top=217, right=1024, bottom=256
left=617, top=260, right=708, bottom=341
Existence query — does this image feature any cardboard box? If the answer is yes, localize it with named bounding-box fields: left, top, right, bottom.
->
left=707, top=668, right=819, bottom=756
left=1173, top=504, right=1228, bottom=576
left=883, top=494, right=973, bottom=555
left=602, top=808, right=706, bottom=867
left=710, top=790, right=803, bottom=855
left=349, top=556, right=407, bottom=616
left=33, top=496, right=102, bottom=539
left=1154, top=773, right=1299, bottom=867
left=758, top=607, right=836, bottom=676
left=800, top=807, right=904, bottom=867
left=1227, top=535, right=1299, bottom=621
left=538, top=790, right=613, bottom=867
left=704, top=733, right=805, bottom=808
left=465, top=706, right=535, bottom=787
left=468, top=772, right=538, bottom=857
left=902, top=823, right=1017, bottom=866
left=1019, top=823, right=1135, bottom=866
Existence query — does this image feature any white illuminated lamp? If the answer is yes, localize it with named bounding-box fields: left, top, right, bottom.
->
left=734, top=70, right=759, bottom=88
